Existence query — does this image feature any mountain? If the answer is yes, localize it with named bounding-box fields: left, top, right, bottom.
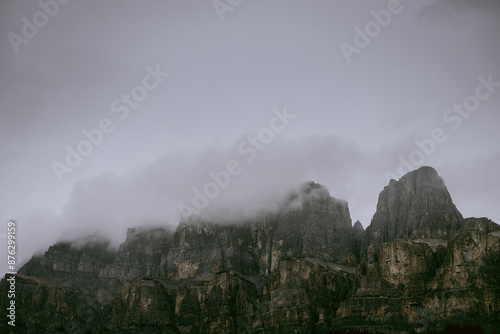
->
left=366, top=166, right=464, bottom=247
left=1, top=167, right=499, bottom=333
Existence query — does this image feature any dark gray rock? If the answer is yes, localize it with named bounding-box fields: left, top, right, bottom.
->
left=366, top=166, right=464, bottom=247
left=352, top=220, right=365, bottom=261
left=274, top=182, right=356, bottom=266
left=100, top=227, right=174, bottom=283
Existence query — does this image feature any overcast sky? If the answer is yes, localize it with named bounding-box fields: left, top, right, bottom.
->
left=1, top=0, right=499, bottom=272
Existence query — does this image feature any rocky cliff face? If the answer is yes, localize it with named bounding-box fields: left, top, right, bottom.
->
left=2, top=167, right=499, bottom=333
left=334, top=227, right=500, bottom=333
left=159, top=181, right=356, bottom=282
left=366, top=166, right=464, bottom=247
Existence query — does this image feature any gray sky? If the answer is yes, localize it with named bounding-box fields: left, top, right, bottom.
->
left=1, top=0, right=499, bottom=271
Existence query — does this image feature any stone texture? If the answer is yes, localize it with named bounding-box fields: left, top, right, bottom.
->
left=159, top=220, right=262, bottom=279
left=352, top=220, right=365, bottom=261
left=334, top=226, right=500, bottom=333
left=366, top=166, right=464, bottom=247
left=428, top=228, right=500, bottom=290
left=354, top=239, right=436, bottom=297
left=0, top=275, right=109, bottom=334
left=101, top=227, right=174, bottom=283
left=110, top=278, right=175, bottom=332
left=260, top=257, right=354, bottom=333
left=18, top=240, right=116, bottom=295
left=274, top=182, right=355, bottom=266
left=159, top=181, right=356, bottom=280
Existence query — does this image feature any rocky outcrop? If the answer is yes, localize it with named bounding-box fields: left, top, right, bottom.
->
left=366, top=166, right=464, bottom=247
left=274, top=182, right=355, bottom=266
left=352, top=220, right=365, bottom=261
left=331, top=167, right=499, bottom=333
left=110, top=278, right=176, bottom=332
left=158, top=220, right=262, bottom=279
left=354, top=239, right=436, bottom=297
left=334, top=225, right=500, bottom=333
left=101, top=227, right=174, bottom=283
left=0, top=275, right=109, bottom=333
left=18, top=239, right=116, bottom=295
left=260, top=257, right=355, bottom=333
left=169, top=271, right=261, bottom=333
left=428, top=228, right=500, bottom=290
left=461, top=217, right=500, bottom=234
left=159, top=181, right=356, bottom=281
left=3, top=167, right=500, bottom=333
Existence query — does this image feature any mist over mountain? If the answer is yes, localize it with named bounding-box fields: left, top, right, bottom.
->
left=13, top=135, right=386, bottom=265
left=2, top=166, right=500, bottom=333
left=2, top=0, right=500, bottom=293
left=2, top=0, right=500, bottom=332
left=11, top=133, right=500, bottom=277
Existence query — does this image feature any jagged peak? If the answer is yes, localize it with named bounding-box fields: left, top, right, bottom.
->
left=289, top=181, right=345, bottom=203
left=126, top=226, right=173, bottom=239
left=52, top=232, right=112, bottom=251
left=298, top=181, right=330, bottom=196
left=386, top=166, right=445, bottom=190
left=403, top=165, right=443, bottom=182
left=283, top=181, right=348, bottom=213
left=380, top=167, right=451, bottom=206
left=353, top=220, right=364, bottom=231
left=367, top=166, right=464, bottom=246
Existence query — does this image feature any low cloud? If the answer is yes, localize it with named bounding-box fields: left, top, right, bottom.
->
left=18, top=135, right=387, bottom=256
left=14, top=134, right=500, bottom=271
